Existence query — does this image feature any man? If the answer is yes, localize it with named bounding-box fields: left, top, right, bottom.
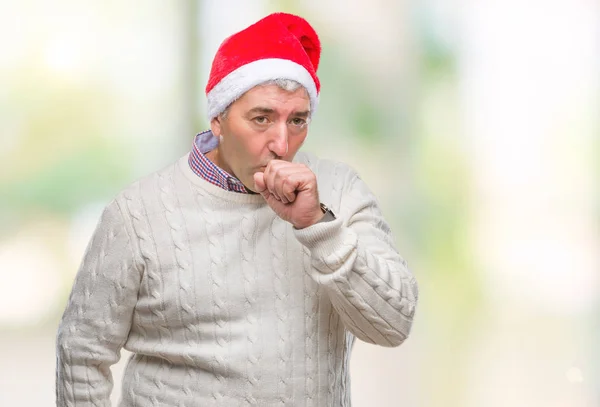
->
left=56, top=12, right=418, bottom=407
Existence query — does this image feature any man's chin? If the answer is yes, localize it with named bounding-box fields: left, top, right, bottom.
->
left=243, top=177, right=260, bottom=194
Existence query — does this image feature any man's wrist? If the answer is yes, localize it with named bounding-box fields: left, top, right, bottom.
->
left=294, top=203, right=336, bottom=229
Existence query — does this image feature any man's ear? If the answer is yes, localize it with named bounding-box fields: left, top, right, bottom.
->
left=210, top=115, right=222, bottom=137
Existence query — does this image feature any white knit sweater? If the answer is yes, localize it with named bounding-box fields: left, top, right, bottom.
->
left=56, top=151, right=418, bottom=407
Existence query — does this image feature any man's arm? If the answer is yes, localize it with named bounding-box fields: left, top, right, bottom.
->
left=293, top=169, right=418, bottom=347
left=56, top=199, right=143, bottom=406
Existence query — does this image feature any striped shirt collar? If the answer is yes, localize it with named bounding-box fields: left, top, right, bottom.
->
left=188, top=130, right=254, bottom=194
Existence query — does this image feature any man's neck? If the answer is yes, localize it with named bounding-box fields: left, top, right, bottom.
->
left=205, top=147, right=229, bottom=174
left=204, top=147, right=258, bottom=194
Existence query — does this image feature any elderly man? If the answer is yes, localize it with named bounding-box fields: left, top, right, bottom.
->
left=56, top=12, right=418, bottom=407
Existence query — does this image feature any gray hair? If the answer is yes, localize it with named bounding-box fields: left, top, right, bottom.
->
left=220, top=79, right=307, bottom=119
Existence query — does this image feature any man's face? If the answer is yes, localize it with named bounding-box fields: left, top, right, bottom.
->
left=210, top=84, right=311, bottom=193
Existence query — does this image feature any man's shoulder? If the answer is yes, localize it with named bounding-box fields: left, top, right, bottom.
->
left=113, top=155, right=184, bottom=204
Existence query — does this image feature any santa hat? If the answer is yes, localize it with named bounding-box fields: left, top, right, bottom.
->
left=205, top=12, right=321, bottom=120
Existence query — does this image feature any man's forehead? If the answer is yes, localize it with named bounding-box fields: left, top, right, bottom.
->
left=238, top=86, right=310, bottom=110
left=246, top=106, right=311, bottom=117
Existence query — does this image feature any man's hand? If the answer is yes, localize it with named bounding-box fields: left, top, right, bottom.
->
left=253, top=160, right=324, bottom=229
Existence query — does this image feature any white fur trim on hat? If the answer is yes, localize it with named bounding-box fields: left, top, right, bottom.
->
left=206, top=58, right=319, bottom=120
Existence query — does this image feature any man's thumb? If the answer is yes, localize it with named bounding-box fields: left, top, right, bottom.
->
left=253, top=172, right=266, bottom=193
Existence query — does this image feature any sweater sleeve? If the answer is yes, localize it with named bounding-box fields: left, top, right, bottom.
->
left=56, top=199, right=143, bottom=406
left=293, top=169, right=418, bottom=347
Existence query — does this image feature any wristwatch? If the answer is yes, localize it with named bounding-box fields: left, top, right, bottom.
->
left=317, top=202, right=336, bottom=223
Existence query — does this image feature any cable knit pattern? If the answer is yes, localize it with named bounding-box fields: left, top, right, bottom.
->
left=157, top=166, right=200, bottom=407
left=56, top=151, right=418, bottom=407
left=196, top=186, right=230, bottom=403
left=326, top=303, right=341, bottom=406
left=302, top=244, right=319, bottom=407
left=270, top=216, right=293, bottom=405
left=240, top=211, right=261, bottom=405
left=341, top=330, right=355, bottom=406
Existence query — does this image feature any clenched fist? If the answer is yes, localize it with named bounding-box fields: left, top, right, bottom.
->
left=253, top=160, right=324, bottom=229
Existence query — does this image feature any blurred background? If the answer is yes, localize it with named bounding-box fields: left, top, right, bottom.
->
left=0, top=0, right=598, bottom=406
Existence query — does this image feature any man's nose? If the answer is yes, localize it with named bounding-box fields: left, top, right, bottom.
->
left=268, top=122, right=289, bottom=157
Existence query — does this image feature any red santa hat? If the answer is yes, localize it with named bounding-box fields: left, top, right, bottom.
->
left=205, top=12, right=321, bottom=120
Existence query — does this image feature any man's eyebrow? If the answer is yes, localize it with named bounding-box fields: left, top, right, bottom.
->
left=246, top=107, right=311, bottom=117
left=247, top=107, right=276, bottom=115
left=292, top=110, right=311, bottom=118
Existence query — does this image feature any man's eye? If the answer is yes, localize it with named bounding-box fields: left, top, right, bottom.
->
left=253, top=116, right=268, bottom=124
left=291, top=118, right=306, bottom=126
